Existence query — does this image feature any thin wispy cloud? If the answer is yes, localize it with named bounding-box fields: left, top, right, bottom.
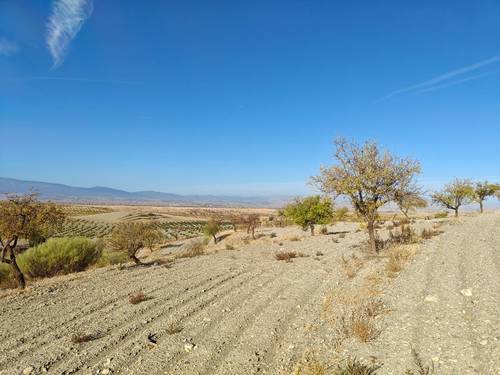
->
left=46, top=0, right=94, bottom=68
left=377, top=55, right=500, bottom=101
left=413, top=71, right=493, bottom=95
left=0, top=37, right=19, bottom=57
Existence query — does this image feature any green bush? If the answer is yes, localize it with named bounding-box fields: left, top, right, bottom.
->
left=434, top=211, right=448, bottom=219
left=18, top=237, right=102, bottom=278
left=95, top=250, right=129, bottom=268
left=0, top=263, right=14, bottom=288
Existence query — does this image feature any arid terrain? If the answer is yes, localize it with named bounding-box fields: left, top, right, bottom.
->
left=0, top=209, right=498, bottom=374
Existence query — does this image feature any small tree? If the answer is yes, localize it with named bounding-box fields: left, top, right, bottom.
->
left=204, top=219, right=221, bottom=243
left=108, top=222, right=162, bottom=264
left=284, top=196, right=334, bottom=235
left=142, top=224, right=165, bottom=251
left=243, top=214, right=260, bottom=240
left=0, top=193, right=66, bottom=289
left=312, top=138, right=421, bottom=252
left=473, top=181, right=499, bottom=213
left=394, top=191, right=428, bottom=218
left=431, top=178, right=474, bottom=217
left=228, top=214, right=242, bottom=232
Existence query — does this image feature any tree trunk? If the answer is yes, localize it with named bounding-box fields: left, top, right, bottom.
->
left=213, top=234, right=217, bottom=244
left=454, top=208, right=459, bottom=217
left=8, top=248, right=26, bottom=289
left=251, top=227, right=256, bottom=240
left=479, top=200, right=484, bottom=214
left=367, top=220, right=377, bottom=253
left=310, top=224, right=315, bottom=236
left=130, top=253, right=142, bottom=265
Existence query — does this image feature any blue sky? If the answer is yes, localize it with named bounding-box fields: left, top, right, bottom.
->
left=1, top=1, right=500, bottom=196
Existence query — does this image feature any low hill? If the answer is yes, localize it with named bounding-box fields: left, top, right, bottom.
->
left=0, top=177, right=290, bottom=207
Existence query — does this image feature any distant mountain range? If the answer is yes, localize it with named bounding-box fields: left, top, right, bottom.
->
left=0, top=177, right=292, bottom=208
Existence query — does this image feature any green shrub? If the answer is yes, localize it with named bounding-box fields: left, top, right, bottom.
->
left=18, top=237, right=102, bottom=278
left=0, top=263, right=15, bottom=288
left=434, top=211, right=448, bottom=219
left=95, top=250, right=129, bottom=268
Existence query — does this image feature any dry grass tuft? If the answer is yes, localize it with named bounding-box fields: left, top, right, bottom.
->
left=333, top=357, right=381, bottom=374
left=129, top=291, right=148, bottom=305
left=386, top=245, right=418, bottom=275
left=322, top=287, right=385, bottom=343
left=388, top=225, right=420, bottom=245
left=420, top=228, right=442, bottom=240
left=290, top=352, right=327, bottom=375
left=71, top=332, right=99, bottom=344
left=404, top=349, right=434, bottom=375
left=275, top=251, right=305, bottom=262
left=320, top=226, right=328, bottom=235
left=341, top=254, right=364, bottom=279
left=434, top=211, right=448, bottom=219
left=288, top=236, right=302, bottom=242
left=166, top=321, right=183, bottom=335
left=175, top=240, right=206, bottom=259
left=392, top=217, right=411, bottom=227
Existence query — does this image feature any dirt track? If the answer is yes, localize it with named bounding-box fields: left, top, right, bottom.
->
left=362, top=213, right=500, bottom=374
left=0, top=215, right=499, bottom=374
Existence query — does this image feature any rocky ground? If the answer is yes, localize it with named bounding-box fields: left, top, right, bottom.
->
left=0, top=213, right=498, bottom=374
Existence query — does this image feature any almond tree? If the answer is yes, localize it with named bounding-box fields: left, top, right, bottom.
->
left=312, top=137, right=421, bottom=252
left=431, top=179, right=474, bottom=217
left=284, top=195, right=334, bottom=235
left=204, top=219, right=221, bottom=243
left=473, top=181, right=499, bottom=213
left=0, top=193, right=65, bottom=288
left=394, top=190, right=428, bottom=218
left=108, top=222, right=163, bottom=264
left=243, top=214, right=260, bottom=240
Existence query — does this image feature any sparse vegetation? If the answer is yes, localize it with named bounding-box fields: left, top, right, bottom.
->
left=275, top=251, right=304, bottom=262
left=322, top=287, right=384, bottom=343
left=71, top=332, right=99, bottom=344
left=175, top=240, right=206, bottom=259
left=19, top=237, right=102, bottom=278
left=386, top=245, right=418, bottom=275
left=333, top=357, right=381, bottom=375
left=284, top=196, right=334, bottom=236
left=166, top=321, right=183, bottom=335
left=394, top=190, right=427, bottom=219
left=204, top=219, right=221, bottom=243
left=335, top=207, right=349, bottom=221
left=312, top=138, right=421, bottom=252
left=404, top=349, right=434, bottom=375
left=290, top=352, right=327, bottom=375
left=95, top=250, right=129, bottom=267
left=108, top=222, right=163, bottom=264
left=420, top=228, right=442, bottom=240
left=473, top=181, right=499, bottom=213
left=432, top=178, right=474, bottom=217
left=388, top=225, right=420, bottom=245
left=129, top=291, right=148, bottom=304
left=434, top=211, right=448, bottom=219
left=0, top=193, right=67, bottom=288
left=341, top=254, right=364, bottom=279
left=243, top=214, right=260, bottom=240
